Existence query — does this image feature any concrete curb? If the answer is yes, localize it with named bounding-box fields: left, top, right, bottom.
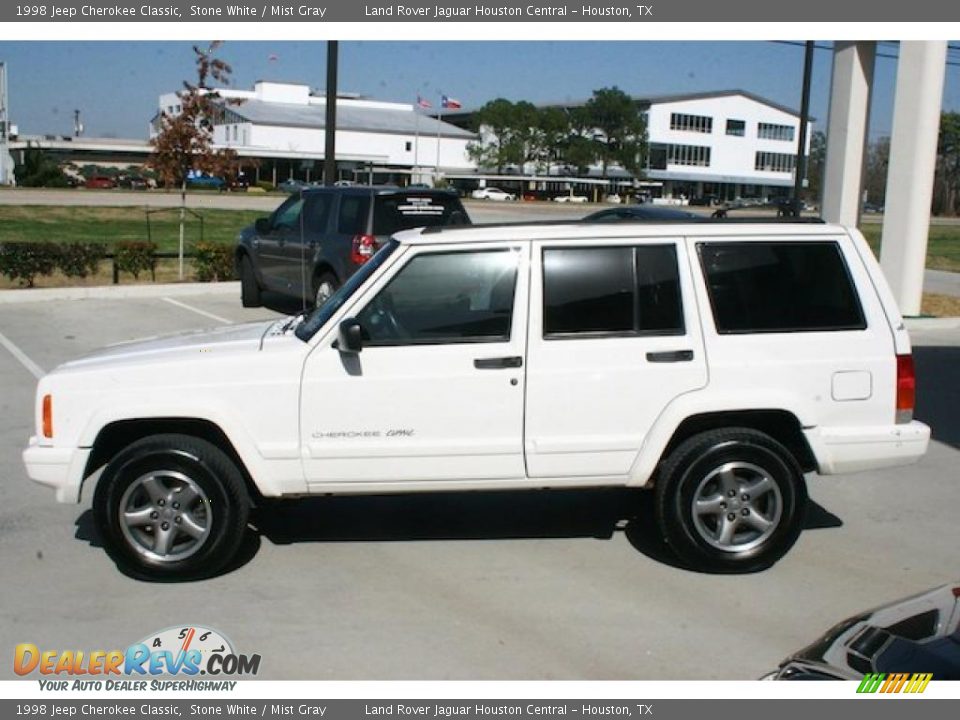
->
left=0, top=282, right=240, bottom=304
left=904, top=316, right=960, bottom=330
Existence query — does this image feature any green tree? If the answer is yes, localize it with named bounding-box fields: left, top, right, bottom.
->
left=863, top=136, right=890, bottom=207
left=148, top=41, right=238, bottom=278
left=15, top=147, right=70, bottom=187
left=562, top=106, right=599, bottom=175
left=583, top=87, right=648, bottom=177
left=934, top=111, right=960, bottom=216
left=535, top=107, right=569, bottom=174
left=467, top=98, right=524, bottom=173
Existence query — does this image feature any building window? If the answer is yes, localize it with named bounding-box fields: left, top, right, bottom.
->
left=232, top=125, right=239, bottom=142
left=757, top=122, right=795, bottom=141
left=755, top=151, right=796, bottom=173
left=670, top=113, right=713, bottom=134
left=726, top=119, right=745, bottom=137
left=405, top=141, right=412, bottom=152
left=668, top=144, right=711, bottom=167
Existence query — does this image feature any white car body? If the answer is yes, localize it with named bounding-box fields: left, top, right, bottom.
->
left=25, top=221, right=930, bottom=507
left=554, top=194, right=588, bottom=203
left=471, top=187, right=514, bottom=201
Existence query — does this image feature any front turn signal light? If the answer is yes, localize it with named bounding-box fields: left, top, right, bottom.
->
left=42, top=395, right=53, bottom=438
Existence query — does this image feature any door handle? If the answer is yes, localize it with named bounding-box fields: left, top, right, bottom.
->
left=646, top=350, right=694, bottom=363
left=474, top=356, right=523, bottom=369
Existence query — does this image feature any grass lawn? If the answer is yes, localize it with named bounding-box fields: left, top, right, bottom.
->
left=0, top=205, right=262, bottom=253
left=858, top=224, right=960, bottom=273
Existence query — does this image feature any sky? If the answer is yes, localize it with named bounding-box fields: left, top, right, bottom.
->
left=2, top=40, right=959, bottom=140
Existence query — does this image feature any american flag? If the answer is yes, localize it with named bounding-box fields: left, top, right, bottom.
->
left=441, top=95, right=462, bottom=110
left=416, top=94, right=432, bottom=109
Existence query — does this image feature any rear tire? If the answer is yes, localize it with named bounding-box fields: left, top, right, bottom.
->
left=93, top=434, right=250, bottom=580
left=654, top=428, right=807, bottom=573
left=240, top=255, right=262, bottom=308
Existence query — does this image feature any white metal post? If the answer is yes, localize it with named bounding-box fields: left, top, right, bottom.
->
left=821, top=42, right=876, bottom=226
left=880, top=41, right=948, bottom=316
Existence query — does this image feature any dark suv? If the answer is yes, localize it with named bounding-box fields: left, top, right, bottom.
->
left=236, top=186, right=470, bottom=307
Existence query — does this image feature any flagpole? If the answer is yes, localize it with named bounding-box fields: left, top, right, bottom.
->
left=435, top=93, right=442, bottom=184
left=414, top=101, right=420, bottom=185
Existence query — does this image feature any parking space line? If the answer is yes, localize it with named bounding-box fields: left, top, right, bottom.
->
left=161, top=297, right=233, bottom=325
left=0, top=330, right=45, bottom=379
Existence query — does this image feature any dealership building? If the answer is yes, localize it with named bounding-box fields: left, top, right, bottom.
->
left=152, top=80, right=476, bottom=185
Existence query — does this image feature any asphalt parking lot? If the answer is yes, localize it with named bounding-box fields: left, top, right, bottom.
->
left=1, top=286, right=957, bottom=681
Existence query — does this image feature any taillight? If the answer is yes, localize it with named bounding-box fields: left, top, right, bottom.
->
left=895, top=354, right=915, bottom=424
left=350, top=234, right=377, bottom=265
left=42, top=394, right=53, bottom=438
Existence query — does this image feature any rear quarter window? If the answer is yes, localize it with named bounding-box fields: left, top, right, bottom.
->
left=697, top=240, right=866, bottom=334
left=373, top=194, right=469, bottom=235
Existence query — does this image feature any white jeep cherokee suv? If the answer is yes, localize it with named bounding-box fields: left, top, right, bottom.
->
left=23, top=221, right=930, bottom=579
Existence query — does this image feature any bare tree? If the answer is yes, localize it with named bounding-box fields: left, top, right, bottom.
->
left=148, top=42, right=237, bottom=279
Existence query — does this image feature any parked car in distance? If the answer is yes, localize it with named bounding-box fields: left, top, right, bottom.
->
left=84, top=176, right=116, bottom=190
left=553, top=193, right=588, bottom=203
left=471, top=187, right=515, bottom=201
left=583, top=206, right=703, bottom=222
left=763, top=583, right=960, bottom=681
left=604, top=193, right=622, bottom=204
left=24, top=218, right=929, bottom=579
left=117, top=176, right=148, bottom=190
left=278, top=179, right=313, bottom=193
left=185, top=174, right=226, bottom=190
left=236, top=186, right=471, bottom=308
left=863, top=203, right=884, bottom=214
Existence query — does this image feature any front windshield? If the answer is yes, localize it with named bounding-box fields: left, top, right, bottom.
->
left=294, top=239, right=400, bottom=342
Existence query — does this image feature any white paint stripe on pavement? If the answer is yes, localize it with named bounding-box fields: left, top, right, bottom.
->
left=162, top=297, right=233, bottom=325
left=0, top=330, right=45, bottom=379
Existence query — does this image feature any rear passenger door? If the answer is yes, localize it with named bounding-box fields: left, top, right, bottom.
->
left=524, top=238, right=708, bottom=478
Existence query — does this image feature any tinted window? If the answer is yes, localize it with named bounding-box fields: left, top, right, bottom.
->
left=372, top=194, right=469, bottom=235
left=337, top=195, right=371, bottom=234
left=272, top=196, right=304, bottom=230
left=358, top=250, right=518, bottom=345
left=698, top=241, right=866, bottom=333
left=304, top=193, right=332, bottom=233
left=543, top=245, right=684, bottom=337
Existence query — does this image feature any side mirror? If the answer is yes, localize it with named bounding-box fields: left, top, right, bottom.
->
left=337, top=318, right=363, bottom=354
left=254, top=217, right=271, bottom=234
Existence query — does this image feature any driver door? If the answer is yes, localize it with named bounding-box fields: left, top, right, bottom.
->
left=255, top=194, right=305, bottom=291
left=299, top=242, right=530, bottom=487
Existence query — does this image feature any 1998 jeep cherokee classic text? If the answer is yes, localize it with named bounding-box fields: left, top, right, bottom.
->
left=23, top=221, right=930, bottom=578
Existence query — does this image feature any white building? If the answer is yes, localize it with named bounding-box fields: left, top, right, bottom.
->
left=152, top=81, right=476, bottom=185
left=644, top=90, right=812, bottom=202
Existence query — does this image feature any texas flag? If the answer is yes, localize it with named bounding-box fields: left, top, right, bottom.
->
left=416, top=94, right=432, bottom=109
left=441, top=95, right=462, bottom=110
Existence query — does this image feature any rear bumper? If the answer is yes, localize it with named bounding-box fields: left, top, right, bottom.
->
left=22, top=436, right=90, bottom=504
left=805, top=421, right=931, bottom=475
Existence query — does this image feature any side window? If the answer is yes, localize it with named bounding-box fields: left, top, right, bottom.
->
left=272, top=197, right=304, bottom=231
left=543, top=245, right=684, bottom=337
left=304, top=193, right=332, bottom=233
left=698, top=241, right=866, bottom=333
left=337, top=195, right=370, bottom=235
left=357, top=250, right=519, bottom=346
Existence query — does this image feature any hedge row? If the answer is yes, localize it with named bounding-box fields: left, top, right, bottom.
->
left=0, top=241, right=237, bottom=287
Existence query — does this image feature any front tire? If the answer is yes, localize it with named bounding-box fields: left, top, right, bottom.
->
left=654, top=428, right=807, bottom=573
left=93, top=434, right=250, bottom=580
